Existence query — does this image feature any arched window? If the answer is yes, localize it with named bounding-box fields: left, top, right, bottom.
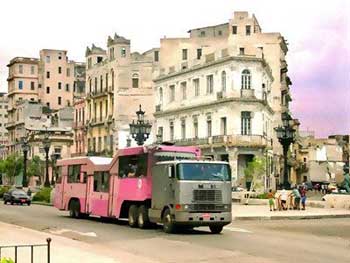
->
left=132, top=73, right=139, bottom=88
left=241, top=69, right=251, bottom=89
left=221, top=71, right=226, bottom=91
left=159, top=87, right=163, bottom=104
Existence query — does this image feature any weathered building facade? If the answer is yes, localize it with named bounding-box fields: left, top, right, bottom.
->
left=153, top=11, right=292, bottom=187
left=0, top=93, right=9, bottom=159
left=85, top=34, right=158, bottom=155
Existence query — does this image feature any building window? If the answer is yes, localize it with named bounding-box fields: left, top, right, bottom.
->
left=200, top=31, right=206, bottom=37
left=31, top=65, right=35, bottom=75
left=158, top=127, right=163, bottom=141
left=193, top=117, right=198, bottom=138
left=159, top=87, right=163, bottom=104
left=66, top=84, right=70, bottom=92
left=232, top=25, right=237, bottom=34
left=121, top=47, right=126, bottom=57
left=221, top=117, right=227, bottom=135
left=97, top=56, right=103, bottom=63
left=206, top=75, right=214, bottom=94
left=182, top=49, right=188, bottom=60
left=18, top=80, right=23, bottom=90
left=105, top=73, right=108, bottom=91
left=246, top=25, right=251, bottom=36
left=100, top=75, right=103, bottom=92
left=46, top=71, right=50, bottom=79
left=109, top=47, right=114, bottom=60
left=193, top=78, right=200, bottom=96
left=46, top=102, right=50, bottom=108
left=58, top=82, right=62, bottom=90
left=132, top=73, right=139, bottom=88
left=94, top=77, right=97, bottom=93
left=221, top=71, right=226, bottom=92
left=169, top=85, right=175, bottom=102
left=239, top=48, right=245, bottom=55
left=99, top=101, right=103, bottom=121
left=181, top=82, right=187, bottom=100
left=30, top=82, right=35, bottom=90
left=89, top=79, right=92, bottom=93
left=218, top=30, right=222, bottom=36
left=181, top=119, right=186, bottom=139
left=105, top=100, right=108, bottom=117
left=154, top=51, right=159, bottom=62
left=46, top=56, right=50, bottom=63
left=19, top=65, right=23, bottom=74
left=58, top=54, right=62, bottom=60
left=169, top=121, right=174, bottom=141
left=46, top=86, right=50, bottom=94
left=111, top=70, right=114, bottom=90
left=241, top=111, right=252, bottom=135
left=207, top=116, right=212, bottom=137
left=197, top=48, right=202, bottom=59
left=58, top=96, right=62, bottom=105
left=66, top=68, right=70, bottom=77
left=241, top=69, right=251, bottom=89
left=58, top=67, right=62, bottom=74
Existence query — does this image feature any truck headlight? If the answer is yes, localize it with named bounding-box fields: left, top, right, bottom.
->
left=184, top=204, right=189, bottom=210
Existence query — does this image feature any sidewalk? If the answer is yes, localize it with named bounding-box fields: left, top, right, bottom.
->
left=0, top=222, right=153, bottom=263
left=232, top=203, right=350, bottom=220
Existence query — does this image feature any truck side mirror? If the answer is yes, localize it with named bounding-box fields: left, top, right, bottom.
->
left=168, top=166, right=174, bottom=179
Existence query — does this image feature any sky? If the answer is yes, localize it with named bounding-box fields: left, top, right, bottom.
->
left=0, top=0, right=349, bottom=137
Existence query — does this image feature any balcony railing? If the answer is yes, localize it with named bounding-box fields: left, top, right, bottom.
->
left=240, top=89, right=255, bottom=99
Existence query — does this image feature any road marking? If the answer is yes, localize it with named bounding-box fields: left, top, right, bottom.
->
left=49, top=228, right=97, bottom=237
left=224, top=227, right=252, bottom=233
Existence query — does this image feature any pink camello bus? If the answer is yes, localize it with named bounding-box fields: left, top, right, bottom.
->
left=54, top=145, right=232, bottom=233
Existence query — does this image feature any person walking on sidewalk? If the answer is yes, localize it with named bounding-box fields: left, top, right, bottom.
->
left=300, top=186, right=307, bottom=210
left=292, top=187, right=301, bottom=210
left=274, top=191, right=282, bottom=211
left=267, top=189, right=276, bottom=211
left=280, top=189, right=288, bottom=210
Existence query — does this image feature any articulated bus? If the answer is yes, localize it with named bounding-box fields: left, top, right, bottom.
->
left=54, top=145, right=232, bottom=233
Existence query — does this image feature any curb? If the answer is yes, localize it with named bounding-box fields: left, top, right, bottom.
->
left=32, top=201, right=53, bottom=206
left=233, top=214, right=350, bottom=221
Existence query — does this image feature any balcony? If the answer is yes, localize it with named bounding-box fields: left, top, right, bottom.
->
left=240, top=89, right=255, bottom=99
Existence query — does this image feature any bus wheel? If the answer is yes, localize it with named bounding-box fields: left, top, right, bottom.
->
left=163, top=208, right=176, bottom=234
left=128, top=205, right=138, bottom=228
left=137, top=205, right=150, bottom=229
left=209, top=225, right=223, bottom=234
left=69, top=200, right=80, bottom=218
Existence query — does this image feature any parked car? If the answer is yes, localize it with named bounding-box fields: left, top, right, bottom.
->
left=3, top=189, right=31, bottom=205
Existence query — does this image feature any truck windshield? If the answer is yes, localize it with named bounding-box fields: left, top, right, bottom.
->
left=177, top=163, right=231, bottom=181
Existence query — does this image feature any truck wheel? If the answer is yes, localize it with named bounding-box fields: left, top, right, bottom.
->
left=163, top=208, right=176, bottom=234
left=69, top=200, right=80, bottom=218
left=128, top=205, right=138, bottom=228
left=137, top=205, right=150, bottom=229
left=209, top=225, right=223, bottom=234
left=4, top=200, right=7, bottom=205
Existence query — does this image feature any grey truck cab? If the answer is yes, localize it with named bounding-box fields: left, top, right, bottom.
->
left=148, top=160, right=232, bottom=234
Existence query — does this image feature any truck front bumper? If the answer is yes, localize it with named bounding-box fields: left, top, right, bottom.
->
left=173, top=211, right=231, bottom=226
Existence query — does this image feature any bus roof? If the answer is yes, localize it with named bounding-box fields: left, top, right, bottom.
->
left=57, top=156, right=113, bottom=166
left=155, top=160, right=229, bottom=165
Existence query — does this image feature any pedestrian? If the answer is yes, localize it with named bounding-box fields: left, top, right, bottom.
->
left=292, top=187, right=301, bottom=210
left=274, top=191, right=282, bottom=211
left=280, top=188, right=288, bottom=210
left=27, top=188, right=32, bottom=199
left=300, top=186, right=307, bottom=210
left=267, top=189, right=276, bottom=211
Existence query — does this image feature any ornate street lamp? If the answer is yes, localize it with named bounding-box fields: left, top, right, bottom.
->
left=21, top=137, right=30, bottom=187
left=275, top=113, right=296, bottom=189
left=50, top=152, right=60, bottom=185
left=42, top=131, right=51, bottom=187
left=129, top=105, right=152, bottom=146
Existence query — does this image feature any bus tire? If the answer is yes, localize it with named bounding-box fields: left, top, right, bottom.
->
left=137, top=205, right=150, bottom=229
left=69, top=199, right=80, bottom=218
left=128, top=205, right=138, bottom=228
left=163, top=208, right=176, bottom=234
left=209, top=225, right=223, bottom=234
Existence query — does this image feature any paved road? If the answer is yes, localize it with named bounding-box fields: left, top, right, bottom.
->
left=0, top=202, right=350, bottom=263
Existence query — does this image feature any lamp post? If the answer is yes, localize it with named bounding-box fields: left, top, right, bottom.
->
left=21, top=137, right=29, bottom=187
left=50, top=152, right=60, bottom=185
left=42, top=131, right=51, bottom=187
left=129, top=105, right=152, bottom=146
left=274, top=112, right=296, bottom=189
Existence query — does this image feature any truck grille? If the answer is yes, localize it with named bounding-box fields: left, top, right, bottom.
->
left=193, top=189, right=222, bottom=202
left=191, top=204, right=224, bottom=212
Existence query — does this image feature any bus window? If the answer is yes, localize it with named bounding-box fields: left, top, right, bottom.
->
left=118, top=154, right=148, bottom=178
left=93, top=171, right=110, bottom=192
left=56, top=166, right=62, bottom=184
left=68, top=165, right=81, bottom=183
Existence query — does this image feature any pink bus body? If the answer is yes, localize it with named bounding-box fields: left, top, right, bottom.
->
left=54, top=145, right=200, bottom=219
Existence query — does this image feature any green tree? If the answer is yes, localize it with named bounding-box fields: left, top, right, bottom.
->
left=244, top=157, right=266, bottom=205
left=27, top=155, right=43, bottom=179
left=0, top=154, right=23, bottom=185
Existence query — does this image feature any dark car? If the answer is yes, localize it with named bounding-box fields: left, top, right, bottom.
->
left=3, top=189, right=31, bottom=206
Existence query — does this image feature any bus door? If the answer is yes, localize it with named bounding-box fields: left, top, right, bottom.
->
left=90, top=171, right=110, bottom=217
left=108, top=173, right=116, bottom=217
